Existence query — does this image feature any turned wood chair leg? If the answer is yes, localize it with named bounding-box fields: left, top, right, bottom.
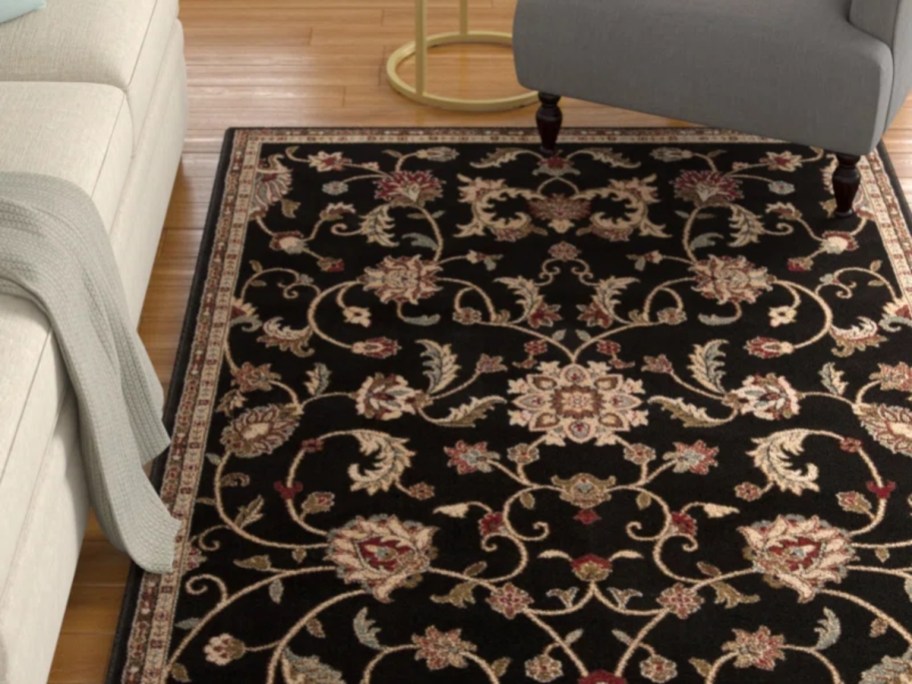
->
left=536, top=93, right=562, bottom=156
left=833, top=153, right=861, bottom=218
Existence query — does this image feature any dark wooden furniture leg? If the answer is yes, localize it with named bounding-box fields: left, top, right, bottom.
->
left=536, top=93, right=562, bottom=156
left=833, top=153, right=861, bottom=218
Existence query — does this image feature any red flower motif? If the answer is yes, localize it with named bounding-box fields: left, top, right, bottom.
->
left=787, top=257, right=812, bottom=272
left=548, top=241, right=581, bottom=261
left=479, top=512, right=504, bottom=537
left=673, top=170, right=743, bottom=207
left=671, top=512, right=698, bottom=536
left=578, top=302, right=614, bottom=329
left=657, top=583, right=704, bottom=619
left=525, top=340, right=549, bottom=357
left=374, top=170, right=444, bottom=206
left=317, top=257, right=345, bottom=272
left=643, top=355, right=674, bottom=374
left=745, top=337, right=794, bottom=359
left=529, top=302, right=562, bottom=329
left=407, top=482, right=435, bottom=500
left=839, top=438, right=863, bottom=453
left=735, top=482, right=763, bottom=502
left=579, top=671, right=627, bottom=684
left=301, top=438, right=324, bottom=454
left=867, top=480, right=897, bottom=500
left=539, top=156, right=574, bottom=172
left=690, top=255, right=773, bottom=306
left=273, top=480, right=304, bottom=500
left=486, top=582, right=533, bottom=619
left=444, top=441, right=500, bottom=474
left=596, top=340, right=621, bottom=357
left=352, top=337, right=400, bottom=359
left=875, top=362, right=912, bottom=393
left=528, top=194, right=592, bottom=231
left=664, top=441, right=719, bottom=475
left=574, top=508, right=602, bottom=525
left=475, top=354, right=507, bottom=374
left=571, top=554, right=613, bottom=581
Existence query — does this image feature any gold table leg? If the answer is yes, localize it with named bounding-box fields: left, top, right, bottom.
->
left=386, top=0, right=537, bottom=112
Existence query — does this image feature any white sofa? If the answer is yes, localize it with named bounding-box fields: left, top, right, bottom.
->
left=0, top=1, right=186, bottom=682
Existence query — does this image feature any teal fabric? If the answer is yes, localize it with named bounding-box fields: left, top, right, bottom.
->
left=0, top=0, right=44, bottom=24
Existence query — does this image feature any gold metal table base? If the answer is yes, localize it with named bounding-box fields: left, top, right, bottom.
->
left=386, top=0, right=537, bottom=112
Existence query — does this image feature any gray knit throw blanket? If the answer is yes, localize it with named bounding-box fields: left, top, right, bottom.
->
left=0, top=173, right=178, bottom=573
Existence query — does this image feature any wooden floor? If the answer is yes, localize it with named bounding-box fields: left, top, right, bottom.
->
left=47, top=1, right=912, bottom=681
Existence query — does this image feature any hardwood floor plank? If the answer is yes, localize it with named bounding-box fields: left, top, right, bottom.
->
left=49, top=0, right=912, bottom=681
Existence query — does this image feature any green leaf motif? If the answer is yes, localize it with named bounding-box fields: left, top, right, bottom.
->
left=353, top=608, right=383, bottom=651
left=417, top=339, right=461, bottom=394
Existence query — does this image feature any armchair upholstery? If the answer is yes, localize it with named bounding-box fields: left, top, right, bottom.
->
left=512, top=0, right=912, bottom=216
left=851, top=0, right=912, bottom=122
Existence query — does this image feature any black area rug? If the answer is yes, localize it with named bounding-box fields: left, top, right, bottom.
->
left=108, top=128, right=912, bottom=684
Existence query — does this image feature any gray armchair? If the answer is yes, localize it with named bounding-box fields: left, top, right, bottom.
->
left=513, top=0, right=912, bottom=217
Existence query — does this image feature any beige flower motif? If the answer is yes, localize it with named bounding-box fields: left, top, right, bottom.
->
left=220, top=404, right=299, bottom=458
left=762, top=151, right=803, bottom=172
left=728, top=374, right=801, bottom=420
left=412, top=626, right=476, bottom=670
left=360, top=255, right=442, bottom=305
left=525, top=654, right=564, bottom=682
left=325, top=515, right=437, bottom=602
left=722, top=626, right=786, bottom=671
left=486, top=582, right=533, bottom=619
left=508, top=361, right=647, bottom=446
left=860, top=653, right=912, bottom=683
left=552, top=473, right=616, bottom=509
left=203, top=633, right=246, bottom=665
left=639, top=654, right=678, bottom=682
left=354, top=373, right=421, bottom=421
left=739, top=515, right=856, bottom=602
left=769, top=305, right=796, bottom=327
left=307, top=151, right=350, bottom=172
left=855, top=403, right=912, bottom=456
left=690, top=255, right=774, bottom=305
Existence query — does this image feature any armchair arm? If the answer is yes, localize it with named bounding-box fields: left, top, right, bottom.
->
left=850, top=0, right=910, bottom=46
left=851, top=0, right=912, bottom=126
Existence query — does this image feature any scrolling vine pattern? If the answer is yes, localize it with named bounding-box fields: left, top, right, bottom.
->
left=123, top=131, right=912, bottom=684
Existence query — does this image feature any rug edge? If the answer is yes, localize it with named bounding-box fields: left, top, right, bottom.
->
left=103, top=128, right=240, bottom=684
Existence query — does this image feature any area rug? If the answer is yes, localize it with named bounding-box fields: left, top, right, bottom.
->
left=108, top=128, right=912, bottom=684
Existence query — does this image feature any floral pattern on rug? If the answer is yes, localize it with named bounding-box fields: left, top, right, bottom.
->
left=116, top=129, right=912, bottom=684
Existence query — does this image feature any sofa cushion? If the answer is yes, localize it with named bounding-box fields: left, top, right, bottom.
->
left=0, top=82, right=133, bottom=580
left=0, top=0, right=178, bottom=143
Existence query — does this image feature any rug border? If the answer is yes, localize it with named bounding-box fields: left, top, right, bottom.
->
left=102, top=128, right=912, bottom=683
left=103, top=128, right=238, bottom=684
